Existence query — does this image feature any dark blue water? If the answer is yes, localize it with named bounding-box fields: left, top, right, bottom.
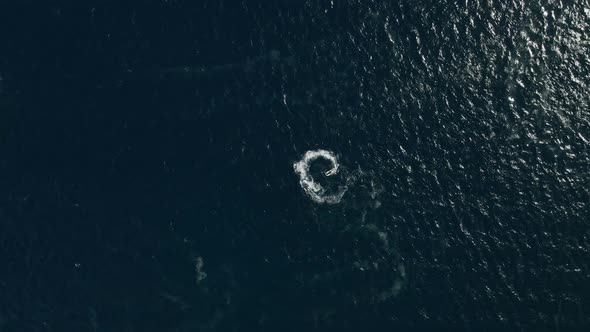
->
left=1, top=1, right=589, bottom=331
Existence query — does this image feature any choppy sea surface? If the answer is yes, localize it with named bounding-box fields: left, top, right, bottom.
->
left=1, top=1, right=589, bottom=331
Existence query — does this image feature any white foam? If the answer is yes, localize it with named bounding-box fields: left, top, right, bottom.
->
left=293, top=149, right=348, bottom=204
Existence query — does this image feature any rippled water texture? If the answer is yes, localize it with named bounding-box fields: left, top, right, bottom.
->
left=274, top=1, right=590, bottom=328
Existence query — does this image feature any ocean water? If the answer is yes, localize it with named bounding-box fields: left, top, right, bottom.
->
left=1, top=1, right=589, bottom=331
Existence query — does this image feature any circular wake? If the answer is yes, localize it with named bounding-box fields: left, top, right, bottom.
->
left=293, top=149, right=348, bottom=204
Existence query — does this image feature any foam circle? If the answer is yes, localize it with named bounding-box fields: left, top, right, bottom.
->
left=293, top=149, right=348, bottom=204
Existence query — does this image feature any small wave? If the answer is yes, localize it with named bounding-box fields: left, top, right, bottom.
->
left=293, top=149, right=348, bottom=204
